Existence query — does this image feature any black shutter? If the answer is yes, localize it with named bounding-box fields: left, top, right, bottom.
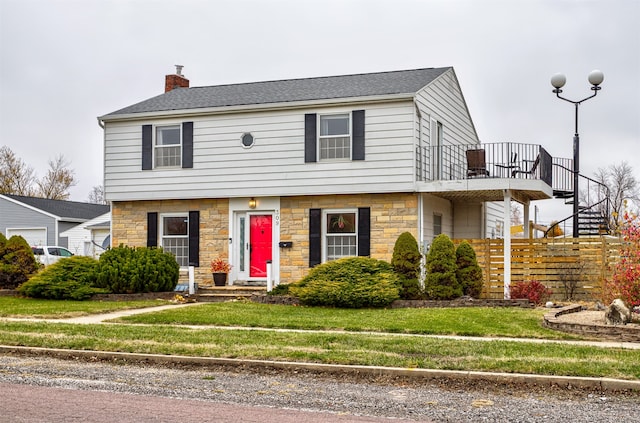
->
left=182, top=122, right=193, bottom=169
left=357, top=207, right=370, bottom=257
left=309, top=208, right=321, bottom=267
left=147, top=212, right=158, bottom=247
left=188, top=210, right=199, bottom=267
left=304, top=113, right=317, bottom=163
left=352, top=110, right=365, bottom=161
left=142, top=125, right=153, bottom=170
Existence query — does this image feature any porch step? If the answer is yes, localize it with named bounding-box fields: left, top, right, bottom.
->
left=196, top=285, right=267, bottom=302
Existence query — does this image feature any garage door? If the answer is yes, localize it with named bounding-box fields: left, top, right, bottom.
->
left=6, top=228, right=47, bottom=246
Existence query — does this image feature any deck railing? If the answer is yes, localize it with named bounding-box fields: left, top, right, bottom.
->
left=417, top=142, right=568, bottom=190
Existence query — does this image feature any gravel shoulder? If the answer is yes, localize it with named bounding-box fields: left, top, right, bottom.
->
left=1, top=354, right=638, bottom=422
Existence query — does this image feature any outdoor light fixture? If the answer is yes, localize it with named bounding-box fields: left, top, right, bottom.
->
left=249, top=197, right=257, bottom=209
left=550, top=69, right=604, bottom=237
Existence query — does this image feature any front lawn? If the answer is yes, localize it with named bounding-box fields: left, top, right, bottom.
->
left=114, top=301, right=573, bottom=339
left=1, top=320, right=638, bottom=380
left=0, top=297, right=170, bottom=319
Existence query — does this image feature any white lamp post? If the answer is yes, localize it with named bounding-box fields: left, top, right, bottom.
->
left=550, top=70, right=604, bottom=237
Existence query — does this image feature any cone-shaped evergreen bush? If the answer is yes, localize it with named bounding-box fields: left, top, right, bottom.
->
left=456, top=240, right=484, bottom=298
left=424, top=234, right=461, bottom=300
left=391, top=232, right=423, bottom=299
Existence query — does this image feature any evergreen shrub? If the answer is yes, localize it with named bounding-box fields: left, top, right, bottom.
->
left=17, top=256, right=104, bottom=300
left=0, top=234, right=39, bottom=289
left=424, top=234, right=462, bottom=300
left=290, top=257, right=400, bottom=308
left=455, top=240, right=484, bottom=298
left=94, top=245, right=179, bottom=294
left=391, top=232, right=424, bottom=300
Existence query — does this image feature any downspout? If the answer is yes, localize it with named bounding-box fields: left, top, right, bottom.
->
left=503, top=190, right=512, bottom=299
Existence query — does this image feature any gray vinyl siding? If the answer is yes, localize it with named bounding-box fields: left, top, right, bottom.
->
left=104, top=102, right=417, bottom=201
left=0, top=198, right=57, bottom=245
left=415, top=69, right=480, bottom=154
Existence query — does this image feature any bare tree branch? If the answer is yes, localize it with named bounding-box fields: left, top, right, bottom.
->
left=87, top=185, right=107, bottom=204
left=36, top=155, right=77, bottom=200
left=0, top=146, right=37, bottom=196
left=592, top=161, right=640, bottom=233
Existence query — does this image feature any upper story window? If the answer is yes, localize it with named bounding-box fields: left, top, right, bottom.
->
left=155, top=125, right=182, bottom=168
left=319, top=114, right=351, bottom=160
left=142, top=122, right=193, bottom=170
left=304, top=111, right=363, bottom=163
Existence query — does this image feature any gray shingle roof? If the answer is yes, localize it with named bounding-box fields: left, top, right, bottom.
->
left=4, top=194, right=109, bottom=221
left=104, top=67, right=451, bottom=117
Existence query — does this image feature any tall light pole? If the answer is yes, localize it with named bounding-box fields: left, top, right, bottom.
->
left=550, top=70, right=604, bottom=237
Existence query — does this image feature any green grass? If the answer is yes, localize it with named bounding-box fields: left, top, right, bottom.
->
left=1, top=298, right=638, bottom=380
left=114, top=302, right=574, bottom=339
left=0, top=297, right=170, bottom=318
left=0, top=320, right=638, bottom=380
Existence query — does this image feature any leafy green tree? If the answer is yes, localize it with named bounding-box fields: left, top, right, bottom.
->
left=455, top=241, right=484, bottom=298
left=424, top=234, right=461, bottom=300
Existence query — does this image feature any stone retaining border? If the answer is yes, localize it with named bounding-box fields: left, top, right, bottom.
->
left=2, top=345, right=638, bottom=393
left=543, top=305, right=640, bottom=342
left=252, top=295, right=534, bottom=308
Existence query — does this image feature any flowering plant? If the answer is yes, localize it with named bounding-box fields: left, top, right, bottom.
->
left=210, top=258, right=232, bottom=273
left=603, top=211, right=640, bottom=307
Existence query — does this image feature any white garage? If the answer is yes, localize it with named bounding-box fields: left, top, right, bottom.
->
left=6, top=228, right=47, bottom=246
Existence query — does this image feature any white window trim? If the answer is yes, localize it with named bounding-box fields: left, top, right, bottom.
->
left=154, top=124, right=182, bottom=168
left=318, top=112, right=352, bottom=161
left=159, top=212, right=189, bottom=267
left=321, top=208, right=358, bottom=262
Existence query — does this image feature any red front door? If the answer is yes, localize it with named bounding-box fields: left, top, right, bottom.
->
left=249, top=214, right=272, bottom=278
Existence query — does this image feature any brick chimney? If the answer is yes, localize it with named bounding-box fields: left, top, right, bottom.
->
left=165, top=65, right=189, bottom=92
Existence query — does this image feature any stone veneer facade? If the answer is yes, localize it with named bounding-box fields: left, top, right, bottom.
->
left=111, top=192, right=418, bottom=285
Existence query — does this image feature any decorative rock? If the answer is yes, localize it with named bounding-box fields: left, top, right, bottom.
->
left=604, top=299, right=631, bottom=325
left=545, top=301, right=555, bottom=308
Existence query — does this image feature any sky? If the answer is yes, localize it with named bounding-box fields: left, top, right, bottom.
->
left=1, top=0, right=638, bottom=227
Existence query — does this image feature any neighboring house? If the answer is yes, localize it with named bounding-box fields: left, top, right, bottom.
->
left=99, top=66, right=564, bottom=293
left=60, top=212, right=111, bottom=258
left=0, top=194, right=110, bottom=251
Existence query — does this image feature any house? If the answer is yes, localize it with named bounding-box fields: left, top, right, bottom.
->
left=99, top=66, right=564, bottom=295
left=0, top=194, right=110, bottom=251
left=60, top=212, right=111, bottom=258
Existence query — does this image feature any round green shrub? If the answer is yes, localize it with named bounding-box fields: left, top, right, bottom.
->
left=94, top=245, right=179, bottom=294
left=17, top=256, right=104, bottom=300
left=455, top=241, right=484, bottom=298
left=424, top=234, right=461, bottom=300
left=290, top=257, right=400, bottom=308
left=0, top=234, right=39, bottom=289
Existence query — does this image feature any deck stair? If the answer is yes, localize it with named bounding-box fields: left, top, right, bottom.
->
left=577, top=209, right=609, bottom=236
left=549, top=162, right=611, bottom=237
